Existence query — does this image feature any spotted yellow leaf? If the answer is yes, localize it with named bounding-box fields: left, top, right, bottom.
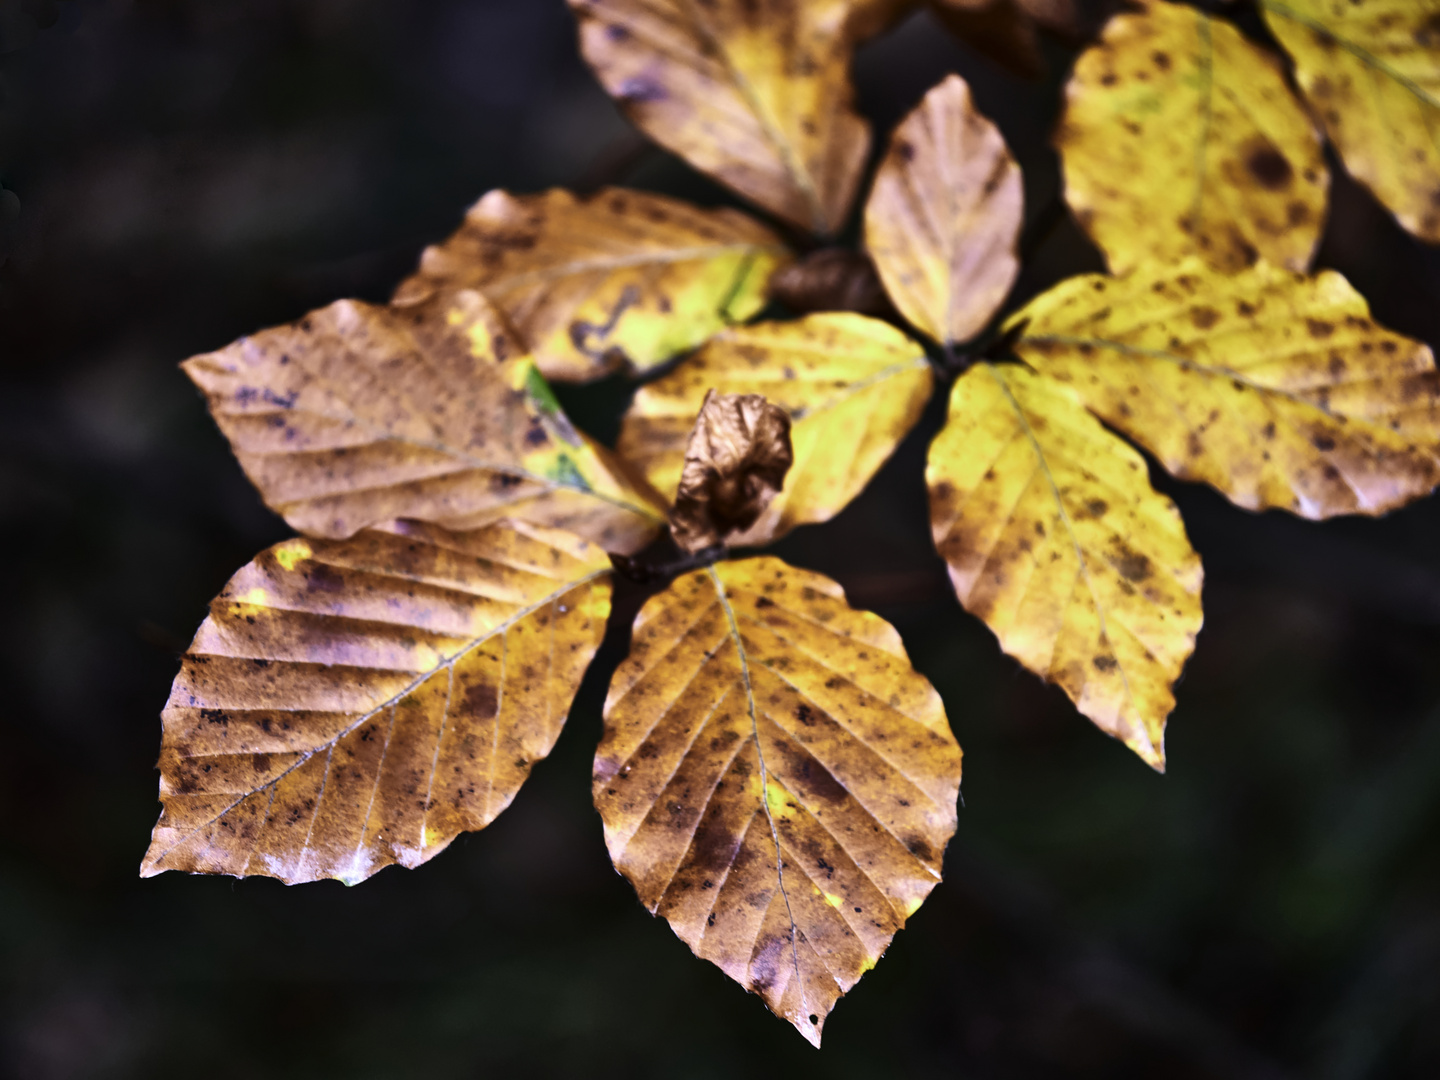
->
left=928, top=363, right=1203, bottom=769
left=392, top=188, right=789, bottom=382
left=865, top=73, right=1023, bottom=345
left=183, top=289, right=666, bottom=554
left=1009, top=260, right=1440, bottom=518
left=141, top=520, right=612, bottom=885
left=597, top=556, right=961, bottom=1044
left=568, top=0, right=871, bottom=235
left=1261, top=0, right=1440, bottom=242
left=617, top=314, right=933, bottom=545
left=1058, top=0, right=1328, bottom=274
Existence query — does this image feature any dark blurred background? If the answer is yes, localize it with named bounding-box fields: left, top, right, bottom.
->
left=3, top=1, right=1440, bottom=1077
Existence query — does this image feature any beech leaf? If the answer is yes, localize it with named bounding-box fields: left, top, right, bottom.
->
left=596, top=557, right=962, bottom=1044
left=618, top=314, right=933, bottom=546
left=141, top=520, right=612, bottom=885
left=864, top=73, right=1023, bottom=345
left=392, top=188, right=789, bottom=382
left=182, top=290, right=666, bottom=554
left=1261, top=0, right=1440, bottom=243
left=767, top=248, right=896, bottom=318
left=670, top=390, right=795, bottom=553
left=1009, top=260, right=1440, bottom=518
left=928, top=363, right=1203, bottom=769
left=568, top=0, right=872, bottom=235
left=1058, top=0, right=1329, bottom=274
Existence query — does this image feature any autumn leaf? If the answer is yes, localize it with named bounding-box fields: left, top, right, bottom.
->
left=836, top=0, right=920, bottom=42
left=864, top=73, right=1023, bottom=345
left=670, top=390, right=794, bottom=552
left=141, top=520, right=612, bottom=885
left=596, top=556, right=962, bottom=1044
left=391, top=188, right=789, bottom=382
left=931, top=0, right=1085, bottom=79
left=183, top=289, right=666, bottom=554
left=767, top=248, right=895, bottom=317
left=1261, top=0, right=1440, bottom=243
left=928, top=363, right=1202, bottom=769
left=1058, top=0, right=1328, bottom=274
left=618, top=314, right=933, bottom=546
left=568, top=0, right=872, bottom=235
left=1008, top=260, right=1440, bottom=518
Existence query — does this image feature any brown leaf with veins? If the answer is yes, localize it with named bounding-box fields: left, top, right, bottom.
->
left=767, top=248, right=896, bottom=317
left=670, top=390, right=794, bottom=552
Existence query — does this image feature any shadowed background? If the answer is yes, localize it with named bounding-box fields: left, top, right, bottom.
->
left=3, top=1, right=1440, bottom=1076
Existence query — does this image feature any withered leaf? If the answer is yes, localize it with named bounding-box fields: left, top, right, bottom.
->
left=183, top=289, right=666, bottom=554
left=670, top=390, right=794, bottom=552
left=1009, top=260, right=1440, bottom=518
left=1261, top=0, right=1440, bottom=243
left=1058, top=0, right=1328, bottom=274
left=142, top=520, right=612, bottom=885
left=931, top=0, right=1100, bottom=79
left=864, top=73, right=1023, bottom=345
left=597, top=557, right=962, bottom=1044
left=618, top=314, right=933, bottom=547
left=767, top=248, right=896, bottom=318
left=568, top=0, right=872, bottom=235
left=392, top=188, right=789, bottom=382
left=928, top=363, right=1203, bottom=769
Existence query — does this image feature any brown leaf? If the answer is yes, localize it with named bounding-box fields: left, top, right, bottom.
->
left=392, top=188, right=789, bottom=383
left=597, top=556, right=962, bottom=1044
left=670, top=390, right=794, bottom=552
left=141, top=520, right=612, bottom=885
left=767, top=248, right=896, bottom=317
left=568, top=0, right=872, bottom=235
left=182, top=288, right=666, bottom=554
left=864, top=73, right=1023, bottom=345
left=931, top=0, right=1104, bottom=78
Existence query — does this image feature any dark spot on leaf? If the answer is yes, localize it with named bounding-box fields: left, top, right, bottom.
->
left=1093, top=655, right=1117, bottom=672
left=1246, top=146, right=1293, bottom=190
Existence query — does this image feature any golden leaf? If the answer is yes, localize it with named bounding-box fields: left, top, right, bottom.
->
left=392, top=188, right=789, bottom=382
left=1261, top=0, right=1440, bottom=242
left=617, top=314, right=933, bottom=545
left=596, top=556, right=961, bottom=1044
left=670, top=390, right=794, bottom=552
left=1057, top=0, right=1328, bottom=274
left=864, top=73, right=1023, bottom=345
left=183, top=289, right=666, bottom=553
left=928, top=363, right=1203, bottom=769
left=567, top=0, right=871, bottom=235
left=1009, top=260, right=1440, bottom=518
left=141, top=520, right=612, bottom=885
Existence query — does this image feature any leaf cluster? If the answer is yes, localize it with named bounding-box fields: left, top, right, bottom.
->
left=144, top=0, right=1440, bottom=1047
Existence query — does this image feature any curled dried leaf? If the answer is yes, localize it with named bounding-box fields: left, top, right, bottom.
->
left=670, top=390, right=794, bottom=552
left=767, top=248, right=895, bottom=317
left=668, top=388, right=794, bottom=552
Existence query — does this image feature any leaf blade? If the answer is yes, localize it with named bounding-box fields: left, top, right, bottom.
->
left=142, top=520, right=613, bottom=885
left=1057, top=0, right=1329, bottom=274
left=568, top=0, right=872, bottom=234
left=1261, top=0, right=1440, bottom=242
left=864, top=73, right=1023, bottom=345
left=927, top=363, right=1203, bottom=768
left=1008, top=260, right=1440, bottom=518
left=597, top=557, right=961, bottom=1044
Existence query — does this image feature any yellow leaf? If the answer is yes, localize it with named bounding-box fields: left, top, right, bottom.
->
left=617, top=314, right=933, bottom=545
left=1057, top=0, right=1328, bottom=274
left=597, top=556, right=961, bottom=1044
left=141, top=520, right=612, bottom=885
left=183, top=289, right=666, bottom=553
left=928, top=363, right=1203, bottom=769
left=1261, top=0, right=1440, bottom=242
left=392, top=188, right=789, bottom=382
left=567, top=0, right=872, bottom=235
left=1009, top=260, right=1440, bottom=518
left=864, top=73, right=1023, bottom=345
